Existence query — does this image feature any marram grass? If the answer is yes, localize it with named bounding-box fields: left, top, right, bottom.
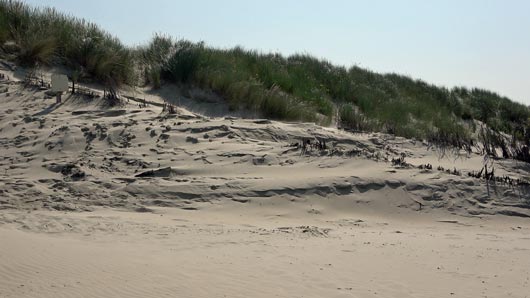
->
left=1, top=0, right=529, bottom=149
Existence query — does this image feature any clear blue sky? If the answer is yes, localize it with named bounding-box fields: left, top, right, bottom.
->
left=25, top=0, right=530, bottom=105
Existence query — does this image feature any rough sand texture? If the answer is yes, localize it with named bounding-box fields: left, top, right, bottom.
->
left=1, top=71, right=530, bottom=298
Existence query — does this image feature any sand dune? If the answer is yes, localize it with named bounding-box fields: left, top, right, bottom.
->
left=1, top=70, right=530, bottom=298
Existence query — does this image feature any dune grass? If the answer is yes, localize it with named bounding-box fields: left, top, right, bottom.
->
left=136, top=37, right=528, bottom=145
left=0, top=0, right=134, bottom=95
left=1, top=0, right=529, bottom=152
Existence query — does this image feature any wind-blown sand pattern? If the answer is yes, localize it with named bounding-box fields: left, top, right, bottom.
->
left=1, top=72, right=530, bottom=298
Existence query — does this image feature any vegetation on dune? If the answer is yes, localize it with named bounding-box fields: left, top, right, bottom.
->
left=136, top=37, right=455, bottom=130
left=0, top=0, right=134, bottom=97
left=1, top=0, right=529, bottom=160
left=136, top=36, right=528, bottom=147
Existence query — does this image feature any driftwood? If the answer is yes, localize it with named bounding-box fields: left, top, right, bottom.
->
left=418, top=163, right=433, bottom=170
left=468, top=163, right=529, bottom=187
left=162, top=102, right=178, bottom=114
left=298, top=138, right=328, bottom=155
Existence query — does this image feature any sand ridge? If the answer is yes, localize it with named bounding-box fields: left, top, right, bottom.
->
left=0, top=75, right=528, bottom=217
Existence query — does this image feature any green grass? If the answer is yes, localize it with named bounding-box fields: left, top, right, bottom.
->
left=1, top=0, right=529, bottom=153
left=0, top=0, right=134, bottom=93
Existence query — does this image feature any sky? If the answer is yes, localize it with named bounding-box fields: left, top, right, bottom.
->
left=24, top=0, right=530, bottom=105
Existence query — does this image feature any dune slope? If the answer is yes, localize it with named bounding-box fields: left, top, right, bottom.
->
left=1, top=74, right=530, bottom=298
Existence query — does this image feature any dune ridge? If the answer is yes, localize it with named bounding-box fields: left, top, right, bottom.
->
left=0, top=71, right=529, bottom=217
left=1, top=68, right=530, bottom=298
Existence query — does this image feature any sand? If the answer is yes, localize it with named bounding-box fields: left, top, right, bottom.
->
left=1, top=67, right=530, bottom=298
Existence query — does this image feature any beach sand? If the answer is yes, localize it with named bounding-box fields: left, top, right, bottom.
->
left=1, top=69, right=529, bottom=297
